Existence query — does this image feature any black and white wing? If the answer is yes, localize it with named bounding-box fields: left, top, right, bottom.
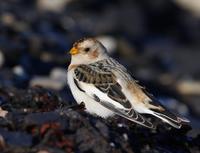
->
left=73, top=64, right=154, bottom=129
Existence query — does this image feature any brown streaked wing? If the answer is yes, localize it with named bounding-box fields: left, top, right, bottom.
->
left=74, top=65, right=115, bottom=84
left=96, top=83, right=132, bottom=109
left=74, top=64, right=132, bottom=109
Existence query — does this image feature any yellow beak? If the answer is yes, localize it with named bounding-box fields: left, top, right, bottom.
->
left=69, top=47, right=79, bottom=55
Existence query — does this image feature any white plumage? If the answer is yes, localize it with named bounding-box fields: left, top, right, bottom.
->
left=67, top=69, right=114, bottom=118
left=67, top=38, right=189, bottom=129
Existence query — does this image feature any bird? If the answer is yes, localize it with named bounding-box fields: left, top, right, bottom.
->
left=67, top=37, right=189, bottom=129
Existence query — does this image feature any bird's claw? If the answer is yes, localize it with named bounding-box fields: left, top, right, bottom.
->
left=66, top=102, right=85, bottom=111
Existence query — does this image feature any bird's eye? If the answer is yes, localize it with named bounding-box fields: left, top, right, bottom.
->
left=84, top=47, right=90, bottom=52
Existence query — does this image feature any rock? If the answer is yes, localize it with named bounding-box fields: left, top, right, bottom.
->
left=30, top=77, right=62, bottom=90
left=12, top=65, right=30, bottom=88
left=175, top=0, right=200, bottom=17
left=0, top=107, right=8, bottom=118
left=30, top=68, right=67, bottom=90
left=30, top=76, right=66, bottom=90
left=37, top=0, right=71, bottom=12
left=0, top=51, right=4, bottom=68
left=50, top=68, right=67, bottom=84
left=0, top=86, right=61, bottom=113
left=0, top=134, right=5, bottom=150
left=157, top=97, right=189, bottom=116
left=0, top=86, right=199, bottom=153
left=23, top=112, right=63, bottom=127
left=96, top=36, right=117, bottom=54
left=75, top=127, right=112, bottom=153
left=37, top=150, right=50, bottom=153
left=1, top=13, right=15, bottom=26
left=0, top=128, right=32, bottom=147
left=0, top=69, right=15, bottom=88
left=13, top=65, right=25, bottom=76
left=176, top=80, right=200, bottom=95
left=95, top=120, right=109, bottom=138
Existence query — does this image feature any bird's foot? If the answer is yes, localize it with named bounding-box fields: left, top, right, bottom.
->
left=66, top=102, right=85, bottom=111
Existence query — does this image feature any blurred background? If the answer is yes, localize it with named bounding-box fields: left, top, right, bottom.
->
left=0, top=0, right=200, bottom=140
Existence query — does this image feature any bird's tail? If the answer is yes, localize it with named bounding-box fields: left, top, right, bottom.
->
left=151, top=108, right=190, bottom=128
left=143, top=91, right=190, bottom=128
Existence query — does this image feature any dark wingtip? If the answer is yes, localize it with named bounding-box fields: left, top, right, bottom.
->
left=178, top=117, right=190, bottom=123
left=145, top=121, right=156, bottom=129
left=153, top=112, right=189, bottom=129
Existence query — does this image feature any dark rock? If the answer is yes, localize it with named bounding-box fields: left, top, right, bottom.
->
left=0, top=128, right=32, bottom=147
left=0, top=86, right=199, bottom=153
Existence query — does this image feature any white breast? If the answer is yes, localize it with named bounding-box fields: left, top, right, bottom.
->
left=67, top=69, right=114, bottom=118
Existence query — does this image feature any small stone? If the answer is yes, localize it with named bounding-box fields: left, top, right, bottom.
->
left=13, top=65, right=25, bottom=76
left=0, top=129, right=32, bottom=147
left=50, top=68, right=67, bottom=83
left=0, top=107, right=8, bottom=118
left=37, top=0, right=71, bottom=12
left=30, top=77, right=65, bottom=90
left=40, top=52, right=54, bottom=62
left=30, top=68, right=67, bottom=90
left=0, top=135, right=6, bottom=150
left=1, top=13, right=15, bottom=25
left=96, top=36, right=117, bottom=54
left=177, top=104, right=189, bottom=115
left=95, top=121, right=109, bottom=138
left=117, top=123, right=125, bottom=128
left=175, top=0, right=200, bottom=17
left=0, top=51, right=5, bottom=68
left=123, top=133, right=128, bottom=141
left=110, top=142, right=115, bottom=147
left=37, top=150, right=50, bottom=153
left=176, top=80, right=200, bottom=95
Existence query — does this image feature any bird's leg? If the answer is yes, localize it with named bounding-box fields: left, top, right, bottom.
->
left=67, top=102, right=85, bottom=111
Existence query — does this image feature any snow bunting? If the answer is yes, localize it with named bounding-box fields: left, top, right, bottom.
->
left=67, top=38, right=189, bottom=129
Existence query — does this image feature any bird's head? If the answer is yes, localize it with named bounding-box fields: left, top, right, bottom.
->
left=69, top=38, right=108, bottom=65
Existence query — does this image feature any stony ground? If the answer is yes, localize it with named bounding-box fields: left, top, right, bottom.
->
left=0, top=86, right=198, bottom=153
